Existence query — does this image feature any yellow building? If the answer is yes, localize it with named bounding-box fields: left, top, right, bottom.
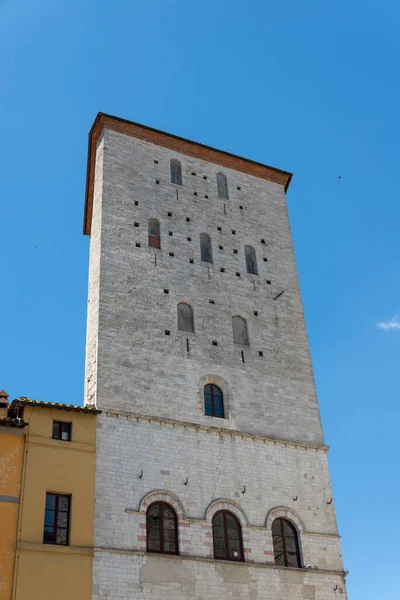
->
left=5, top=396, right=100, bottom=600
left=0, top=391, right=27, bottom=600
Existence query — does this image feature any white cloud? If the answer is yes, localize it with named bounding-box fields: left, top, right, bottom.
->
left=376, top=315, right=400, bottom=331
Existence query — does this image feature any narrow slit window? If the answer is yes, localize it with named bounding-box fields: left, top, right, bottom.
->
left=170, top=159, right=182, bottom=186
left=148, top=219, right=161, bottom=249
left=177, top=303, right=194, bottom=333
left=200, top=233, right=213, bottom=263
left=232, top=316, right=250, bottom=346
left=217, top=173, right=229, bottom=199
left=244, top=245, right=258, bottom=275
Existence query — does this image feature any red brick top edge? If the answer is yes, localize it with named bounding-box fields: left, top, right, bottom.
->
left=83, top=113, right=293, bottom=235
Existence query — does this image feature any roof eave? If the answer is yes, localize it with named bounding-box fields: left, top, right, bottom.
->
left=83, top=112, right=293, bottom=236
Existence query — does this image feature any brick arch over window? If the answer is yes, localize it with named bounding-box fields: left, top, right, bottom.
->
left=198, top=375, right=233, bottom=419
left=139, top=491, right=186, bottom=520
left=265, top=507, right=306, bottom=534
left=205, top=499, right=250, bottom=527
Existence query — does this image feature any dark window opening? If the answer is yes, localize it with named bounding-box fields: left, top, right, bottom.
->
left=177, top=303, right=194, bottom=333
left=189, top=258, right=194, bottom=264
left=212, top=510, right=243, bottom=561
left=170, top=159, right=182, bottom=186
left=134, top=222, right=139, bottom=227
left=165, top=330, right=170, bottom=335
left=217, top=226, right=222, bottom=231
left=272, top=518, right=301, bottom=568
left=164, top=289, right=169, bottom=294
left=259, top=351, right=263, bottom=357
left=200, top=233, right=213, bottom=263
left=204, top=383, right=224, bottom=417
left=136, top=242, right=141, bottom=247
left=245, top=245, right=258, bottom=276
left=232, top=316, right=250, bottom=346
left=135, top=201, right=139, bottom=206
left=167, top=212, right=172, bottom=217
left=148, top=219, right=161, bottom=249
left=217, top=173, right=229, bottom=199
left=52, top=421, right=71, bottom=442
left=43, top=493, right=70, bottom=546
left=147, top=502, right=178, bottom=555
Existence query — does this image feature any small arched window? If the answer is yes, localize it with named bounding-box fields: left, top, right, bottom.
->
left=204, top=384, right=224, bottom=418
left=148, top=219, right=161, bottom=249
left=177, top=303, right=194, bottom=333
left=200, top=233, right=213, bottom=263
left=170, top=159, right=182, bottom=186
left=217, top=173, right=229, bottom=199
left=212, top=510, right=243, bottom=561
left=244, top=245, right=258, bottom=275
left=146, top=501, right=178, bottom=555
left=272, top=518, right=301, bottom=568
left=232, top=316, right=249, bottom=346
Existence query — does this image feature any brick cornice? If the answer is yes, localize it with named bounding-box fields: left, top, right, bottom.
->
left=83, top=113, right=293, bottom=235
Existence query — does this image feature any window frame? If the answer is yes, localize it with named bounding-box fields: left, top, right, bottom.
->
left=146, top=501, right=179, bottom=556
left=212, top=510, right=244, bottom=562
left=232, top=316, right=250, bottom=346
left=244, top=245, right=258, bottom=276
left=204, top=384, right=225, bottom=418
left=216, top=173, right=229, bottom=199
left=52, top=421, right=72, bottom=442
left=170, top=159, right=182, bottom=186
left=272, top=517, right=301, bottom=568
left=43, top=493, right=71, bottom=546
left=148, top=218, right=161, bottom=249
left=200, top=233, right=213, bottom=263
left=177, top=302, right=195, bottom=334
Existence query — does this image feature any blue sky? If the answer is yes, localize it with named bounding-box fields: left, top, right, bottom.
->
left=1, top=1, right=399, bottom=597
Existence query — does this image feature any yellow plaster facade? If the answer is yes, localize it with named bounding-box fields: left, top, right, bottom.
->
left=0, top=392, right=26, bottom=600
left=7, top=399, right=99, bottom=600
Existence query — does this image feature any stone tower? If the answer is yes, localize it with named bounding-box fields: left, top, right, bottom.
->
left=84, top=113, right=348, bottom=599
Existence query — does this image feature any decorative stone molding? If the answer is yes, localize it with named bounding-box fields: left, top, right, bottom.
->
left=138, top=490, right=186, bottom=519
left=205, top=498, right=250, bottom=527
left=265, top=506, right=306, bottom=534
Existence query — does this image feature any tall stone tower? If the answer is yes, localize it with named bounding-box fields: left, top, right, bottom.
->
left=84, top=113, right=348, bottom=600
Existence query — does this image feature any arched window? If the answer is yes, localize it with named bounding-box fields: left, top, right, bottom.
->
left=200, top=233, right=213, bottom=263
left=232, top=316, right=249, bottom=346
left=272, top=518, right=301, bottom=568
left=217, top=173, right=229, bottom=199
left=177, top=303, right=194, bottom=333
left=204, top=384, right=224, bottom=418
left=148, top=219, right=161, bottom=249
left=212, top=510, right=243, bottom=561
left=146, top=501, right=178, bottom=555
left=170, top=159, right=182, bottom=186
left=244, top=245, right=258, bottom=275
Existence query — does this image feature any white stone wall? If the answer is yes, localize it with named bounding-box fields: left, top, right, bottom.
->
left=85, top=127, right=348, bottom=599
